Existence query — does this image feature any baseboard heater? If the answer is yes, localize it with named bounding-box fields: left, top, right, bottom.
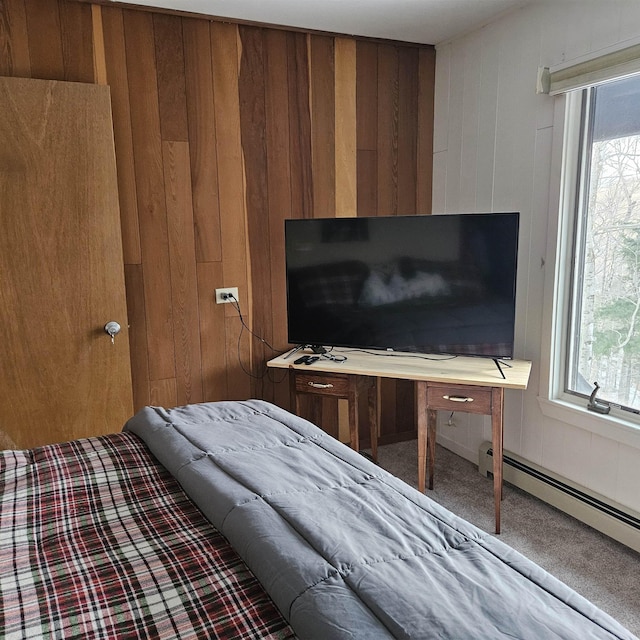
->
left=478, top=441, right=640, bottom=553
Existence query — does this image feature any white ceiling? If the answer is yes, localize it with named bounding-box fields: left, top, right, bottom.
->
left=110, top=0, right=534, bottom=45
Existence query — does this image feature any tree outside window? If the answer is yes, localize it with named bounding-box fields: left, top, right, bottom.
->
left=568, top=74, right=640, bottom=413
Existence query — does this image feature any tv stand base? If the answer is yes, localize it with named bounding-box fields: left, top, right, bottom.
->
left=492, top=358, right=513, bottom=379
left=284, top=344, right=327, bottom=359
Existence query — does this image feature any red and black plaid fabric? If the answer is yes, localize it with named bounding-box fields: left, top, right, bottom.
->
left=0, top=433, right=296, bottom=640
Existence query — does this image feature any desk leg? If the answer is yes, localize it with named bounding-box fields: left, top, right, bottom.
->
left=492, top=387, right=505, bottom=534
left=289, top=369, right=299, bottom=415
left=427, top=407, right=437, bottom=490
left=417, top=381, right=427, bottom=493
left=348, top=379, right=359, bottom=451
left=288, top=368, right=321, bottom=429
left=367, top=377, right=378, bottom=462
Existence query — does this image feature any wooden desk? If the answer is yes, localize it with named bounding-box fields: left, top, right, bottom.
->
left=288, top=368, right=378, bottom=461
left=268, top=348, right=531, bottom=534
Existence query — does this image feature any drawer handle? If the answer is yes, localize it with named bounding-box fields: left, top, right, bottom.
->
left=308, top=382, right=334, bottom=389
left=443, top=395, right=474, bottom=403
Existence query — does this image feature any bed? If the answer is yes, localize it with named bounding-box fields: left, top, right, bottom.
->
left=0, top=399, right=636, bottom=639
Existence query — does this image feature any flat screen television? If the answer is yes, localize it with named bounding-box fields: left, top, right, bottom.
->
left=284, top=212, right=519, bottom=360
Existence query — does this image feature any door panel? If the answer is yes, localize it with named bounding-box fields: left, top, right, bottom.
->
left=0, top=76, right=133, bottom=448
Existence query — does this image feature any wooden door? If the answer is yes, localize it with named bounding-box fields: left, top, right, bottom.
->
left=0, top=77, right=133, bottom=449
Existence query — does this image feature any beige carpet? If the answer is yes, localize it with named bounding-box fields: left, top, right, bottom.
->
left=373, top=439, right=640, bottom=637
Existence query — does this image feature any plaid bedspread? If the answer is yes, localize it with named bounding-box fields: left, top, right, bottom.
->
left=0, top=432, right=296, bottom=640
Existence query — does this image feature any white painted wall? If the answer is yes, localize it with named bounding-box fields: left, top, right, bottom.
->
left=433, top=0, right=640, bottom=513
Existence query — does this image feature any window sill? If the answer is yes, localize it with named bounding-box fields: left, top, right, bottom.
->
left=538, top=396, right=640, bottom=448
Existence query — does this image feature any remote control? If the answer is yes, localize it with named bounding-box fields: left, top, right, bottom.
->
left=304, top=356, right=320, bottom=365
left=294, top=355, right=310, bottom=364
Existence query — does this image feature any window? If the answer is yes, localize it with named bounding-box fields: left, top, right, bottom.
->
left=565, top=74, right=640, bottom=415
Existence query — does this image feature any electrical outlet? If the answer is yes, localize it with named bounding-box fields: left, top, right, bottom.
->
left=215, top=287, right=239, bottom=304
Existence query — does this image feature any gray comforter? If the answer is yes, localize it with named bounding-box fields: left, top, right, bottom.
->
left=124, top=400, right=636, bottom=640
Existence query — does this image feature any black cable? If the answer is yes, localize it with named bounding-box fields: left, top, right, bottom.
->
left=320, top=350, right=347, bottom=363
left=227, top=294, right=288, bottom=382
left=228, top=294, right=278, bottom=352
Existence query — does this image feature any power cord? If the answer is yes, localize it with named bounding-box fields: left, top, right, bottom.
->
left=320, top=349, right=347, bottom=363
left=225, top=293, right=287, bottom=382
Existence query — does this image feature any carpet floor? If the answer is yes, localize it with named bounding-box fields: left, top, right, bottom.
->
left=373, top=439, right=640, bottom=637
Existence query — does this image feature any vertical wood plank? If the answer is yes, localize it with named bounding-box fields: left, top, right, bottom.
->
left=395, top=379, right=416, bottom=436
left=59, top=0, right=94, bottom=82
left=183, top=17, right=222, bottom=263
left=397, top=46, right=418, bottom=215
left=224, top=313, right=251, bottom=400
left=101, top=6, right=142, bottom=265
left=264, top=28, right=293, bottom=409
left=124, top=263, right=150, bottom=410
left=264, top=28, right=292, bottom=334
left=0, top=0, right=31, bottom=77
left=153, top=13, right=188, bottom=142
left=417, top=48, right=435, bottom=215
left=379, top=378, right=397, bottom=441
left=309, top=35, right=335, bottom=218
left=163, top=140, right=204, bottom=405
left=211, top=21, right=248, bottom=315
left=197, top=261, right=228, bottom=401
left=377, top=44, right=399, bottom=216
left=288, top=32, right=313, bottom=220
left=335, top=37, right=356, bottom=218
left=123, top=9, right=176, bottom=381
left=356, top=40, right=378, bottom=217
left=149, top=377, right=177, bottom=407
left=211, top=21, right=251, bottom=400
left=24, top=0, right=64, bottom=79
left=356, top=41, right=378, bottom=152
left=91, top=5, right=107, bottom=85
left=357, top=149, right=377, bottom=217
left=239, top=26, right=272, bottom=397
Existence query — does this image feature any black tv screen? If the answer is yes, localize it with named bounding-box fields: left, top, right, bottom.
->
left=284, top=213, right=519, bottom=359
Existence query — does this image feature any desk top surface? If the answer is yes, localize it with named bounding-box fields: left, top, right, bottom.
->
left=268, top=348, right=532, bottom=390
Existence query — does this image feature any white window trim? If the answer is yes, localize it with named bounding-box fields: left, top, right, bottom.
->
left=538, top=91, right=640, bottom=450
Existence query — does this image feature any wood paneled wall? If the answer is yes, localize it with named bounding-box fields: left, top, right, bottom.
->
left=0, top=0, right=434, bottom=443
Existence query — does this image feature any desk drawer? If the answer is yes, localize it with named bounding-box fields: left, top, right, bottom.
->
left=427, top=383, right=492, bottom=414
left=294, top=372, right=351, bottom=397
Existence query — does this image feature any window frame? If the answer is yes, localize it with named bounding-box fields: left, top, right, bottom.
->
left=539, top=86, right=640, bottom=447
left=564, top=88, right=595, bottom=407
